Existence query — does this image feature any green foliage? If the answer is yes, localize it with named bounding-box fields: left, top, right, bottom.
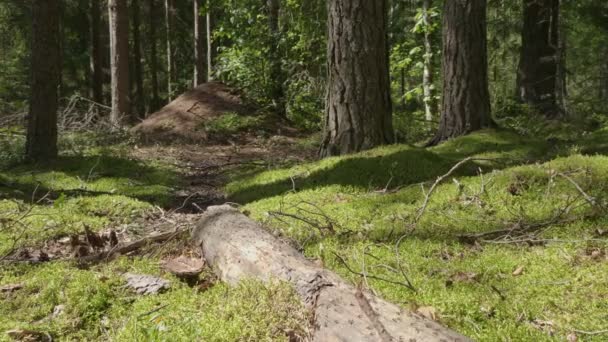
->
left=227, top=130, right=608, bottom=340
left=0, top=259, right=308, bottom=341
left=203, top=112, right=263, bottom=135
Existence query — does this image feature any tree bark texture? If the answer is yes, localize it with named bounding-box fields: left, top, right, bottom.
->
left=132, top=0, right=145, bottom=118
left=429, top=0, right=492, bottom=145
left=516, top=0, right=561, bottom=118
left=194, top=0, right=206, bottom=86
left=320, top=0, right=394, bottom=158
left=108, top=0, right=130, bottom=125
left=27, top=0, right=61, bottom=161
left=90, top=0, right=104, bottom=104
left=267, top=0, right=285, bottom=116
left=148, top=0, right=161, bottom=111
left=206, top=4, right=214, bottom=80
left=192, top=205, right=471, bottom=342
left=165, top=0, right=175, bottom=100
left=422, top=0, right=436, bottom=123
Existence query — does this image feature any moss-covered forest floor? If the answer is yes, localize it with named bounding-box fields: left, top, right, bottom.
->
left=1, top=123, right=608, bottom=341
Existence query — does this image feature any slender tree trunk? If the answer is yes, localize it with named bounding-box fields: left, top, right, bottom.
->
left=516, top=0, right=561, bottom=118
left=267, top=0, right=285, bottom=116
left=148, top=0, right=160, bottom=111
left=429, top=0, right=492, bottom=145
left=194, top=0, right=206, bottom=86
left=108, top=0, right=130, bottom=125
left=319, top=0, right=394, bottom=157
left=422, top=0, right=435, bottom=123
left=206, top=3, right=213, bottom=80
left=90, top=0, right=104, bottom=104
left=165, top=0, right=175, bottom=99
left=131, top=0, right=145, bottom=118
left=27, top=0, right=61, bottom=161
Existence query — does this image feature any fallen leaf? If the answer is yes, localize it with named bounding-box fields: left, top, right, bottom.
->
left=449, top=271, right=479, bottom=283
left=124, top=273, right=170, bottom=295
left=512, top=266, right=525, bottom=276
left=0, top=284, right=23, bottom=293
left=416, top=306, right=438, bottom=321
left=567, top=332, right=578, bottom=342
left=162, top=256, right=205, bottom=277
left=6, top=329, right=52, bottom=342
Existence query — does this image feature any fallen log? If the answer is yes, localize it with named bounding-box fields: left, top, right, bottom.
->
left=192, top=205, right=470, bottom=342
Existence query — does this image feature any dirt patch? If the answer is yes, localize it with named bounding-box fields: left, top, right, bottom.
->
left=132, top=82, right=256, bottom=142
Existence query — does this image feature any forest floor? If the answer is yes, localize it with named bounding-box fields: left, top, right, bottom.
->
left=2, top=110, right=608, bottom=341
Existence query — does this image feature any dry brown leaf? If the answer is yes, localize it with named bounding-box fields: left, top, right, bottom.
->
left=0, top=284, right=24, bottom=293
left=449, top=271, right=479, bottom=283
left=416, top=306, right=438, bottom=321
left=512, top=265, right=525, bottom=276
left=6, top=329, right=52, bottom=342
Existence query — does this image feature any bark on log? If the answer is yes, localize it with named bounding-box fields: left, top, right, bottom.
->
left=192, top=205, right=470, bottom=342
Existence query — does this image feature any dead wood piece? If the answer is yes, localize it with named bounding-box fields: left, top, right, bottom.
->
left=124, top=273, right=170, bottom=295
left=193, top=205, right=470, bottom=342
left=162, top=256, right=205, bottom=277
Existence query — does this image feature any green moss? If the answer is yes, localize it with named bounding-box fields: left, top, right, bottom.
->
left=226, top=130, right=608, bottom=341
left=0, top=258, right=308, bottom=341
left=203, top=112, right=264, bottom=135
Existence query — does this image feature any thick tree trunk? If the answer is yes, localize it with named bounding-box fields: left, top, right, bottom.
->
left=26, top=0, right=61, bottom=161
left=194, top=0, right=206, bottom=86
left=165, top=0, right=175, bottom=100
left=429, top=0, right=492, bottom=145
left=206, top=4, right=214, bottom=80
left=132, top=0, right=145, bottom=118
left=267, top=0, right=285, bottom=116
left=320, top=0, right=394, bottom=157
left=90, top=0, right=104, bottom=104
left=108, top=0, right=130, bottom=125
left=422, top=0, right=435, bottom=123
left=516, top=0, right=561, bottom=118
left=148, top=0, right=161, bottom=111
left=192, top=205, right=471, bottom=342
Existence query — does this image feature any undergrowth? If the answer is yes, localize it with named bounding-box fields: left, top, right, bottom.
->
left=227, top=129, right=608, bottom=341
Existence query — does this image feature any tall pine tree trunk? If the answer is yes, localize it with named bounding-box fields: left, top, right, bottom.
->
left=320, top=0, right=394, bottom=157
left=422, top=0, right=435, bottom=123
left=27, top=0, right=61, bottom=161
left=429, top=0, right=492, bottom=145
left=148, top=0, right=160, bottom=111
left=132, top=0, right=145, bottom=118
left=194, top=0, right=206, bottom=86
left=90, top=0, right=104, bottom=104
left=206, top=3, right=214, bottom=80
left=517, top=0, right=561, bottom=118
left=165, top=0, right=175, bottom=99
left=108, top=0, right=130, bottom=125
left=267, top=0, right=285, bottom=116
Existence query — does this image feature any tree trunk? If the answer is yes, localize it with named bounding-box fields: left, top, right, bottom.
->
left=429, top=0, right=492, bottom=145
left=132, top=0, right=145, bottom=118
left=165, top=0, right=175, bottom=99
left=267, top=0, right=285, bottom=116
left=26, top=0, right=61, bottom=161
left=192, top=205, right=471, bottom=342
left=422, top=0, right=435, bottom=123
left=516, top=0, right=561, bottom=118
left=148, top=0, right=161, bottom=111
left=108, top=0, right=130, bottom=125
left=90, top=0, right=104, bottom=104
left=206, top=3, right=214, bottom=80
left=193, top=0, right=206, bottom=86
left=320, top=0, right=394, bottom=158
